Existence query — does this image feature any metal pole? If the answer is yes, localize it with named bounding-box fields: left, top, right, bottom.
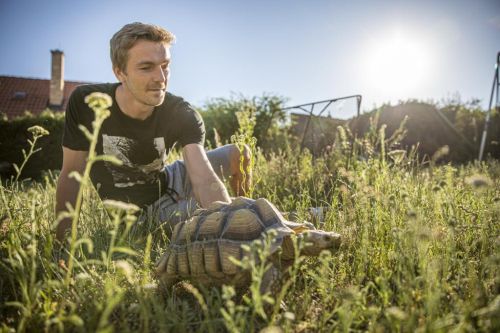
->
left=300, top=104, right=315, bottom=151
left=497, top=52, right=500, bottom=111
left=478, top=52, right=500, bottom=161
left=282, top=94, right=362, bottom=152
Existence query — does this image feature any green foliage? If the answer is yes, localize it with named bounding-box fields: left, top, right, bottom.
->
left=1, top=96, right=498, bottom=183
left=13, top=125, right=50, bottom=182
left=2, top=102, right=500, bottom=331
left=0, top=109, right=64, bottom=180
left=348, top=99, right=500, bottom=162
left=199, top=93, right=291, bottom=153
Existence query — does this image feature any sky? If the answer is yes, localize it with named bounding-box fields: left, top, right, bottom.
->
left=0, top=0, right=499, bottom=118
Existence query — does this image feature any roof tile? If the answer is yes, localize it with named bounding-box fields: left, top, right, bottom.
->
left=0, top=76, right=90, bottom=119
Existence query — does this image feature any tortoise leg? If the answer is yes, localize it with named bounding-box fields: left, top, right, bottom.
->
left=260, top=265, right=281, bottom=297
left=260, top=265, right=290, bottom=315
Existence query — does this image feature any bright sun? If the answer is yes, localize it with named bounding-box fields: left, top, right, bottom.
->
left=363, top=29, right=433, bottom=100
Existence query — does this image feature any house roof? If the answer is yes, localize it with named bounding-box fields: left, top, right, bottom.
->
left=0, top=75, right=89, bottom=119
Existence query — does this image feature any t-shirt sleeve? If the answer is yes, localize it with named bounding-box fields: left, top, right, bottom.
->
left=62, top=87, right=91, bottom=151
left=177, top=102, right=206, bottom=147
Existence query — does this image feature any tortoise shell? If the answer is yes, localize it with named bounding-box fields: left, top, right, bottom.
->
left=155, top=197, right=295, bottom=287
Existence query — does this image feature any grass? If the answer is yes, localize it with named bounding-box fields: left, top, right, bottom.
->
left=0, top=95, right=499, bottom=332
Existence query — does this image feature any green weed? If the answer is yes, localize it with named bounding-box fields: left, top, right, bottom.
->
left=0, top=95, right=499, bottom=332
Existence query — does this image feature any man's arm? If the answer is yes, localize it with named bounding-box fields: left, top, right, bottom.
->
left=182, top=143, right=231, bottom=207
left=55, top=147, right=88, bottom=242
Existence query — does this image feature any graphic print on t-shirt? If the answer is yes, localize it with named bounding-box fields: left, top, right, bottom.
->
left=102, top=135, right=166, bottom=188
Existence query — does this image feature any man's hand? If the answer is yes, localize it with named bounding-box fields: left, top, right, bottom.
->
left=182, top=144, right=231, bottom=207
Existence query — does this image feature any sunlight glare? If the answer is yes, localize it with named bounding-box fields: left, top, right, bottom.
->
left=363, top=29, right=433, bottom=101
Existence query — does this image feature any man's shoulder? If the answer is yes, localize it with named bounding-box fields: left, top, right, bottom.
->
left=161, top=92, right=187, bottom=109
left=72, top=82, right=118, bottom=99
left=160, top=92, right=200, bottom=117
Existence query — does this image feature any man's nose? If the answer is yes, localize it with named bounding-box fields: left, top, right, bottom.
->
left=153, top=67, right=167, bottom=82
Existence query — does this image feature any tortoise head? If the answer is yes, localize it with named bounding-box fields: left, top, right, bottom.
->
left=300, top=230, right=342, bottom=256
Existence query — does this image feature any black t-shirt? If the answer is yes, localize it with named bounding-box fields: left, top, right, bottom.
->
left=62, top=82, right=205, bottom=208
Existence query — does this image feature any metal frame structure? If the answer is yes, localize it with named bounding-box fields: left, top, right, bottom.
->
left=479, top=52, right=500, bottom=161
left=282, top=94, right=362, bottom=151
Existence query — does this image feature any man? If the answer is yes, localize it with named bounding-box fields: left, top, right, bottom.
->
left=55, top=22, right=251, bottom=241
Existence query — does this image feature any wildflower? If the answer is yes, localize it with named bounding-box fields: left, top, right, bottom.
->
left=465, top=174, right=493, bottom=189
left=432, top=145, right=449, bottom=162
left=432, top=226, right=446, bottom=240
left=58, top=259, right=67, bottom=271
left=386, top=306, right=408, bottom=321
left=75, top=272, right=91, bottom=281
left=260, top=326, right=284, bottom=333
left=367, top=306, right=380, bottom=316
left=284, top=311, right=296, bottom=321
left=115, top=260, right=135, bottom=283
left=27, top=125, right=49, bottom=137
left=84, top=92, right=113, bottom=110
left=339, top=184, right=349, bottom=195
left=362, top=185, right=376, bottom=198
left=128, top=302, right=140, bottom=313
left=142, top=283, right=157, bottom=291
left=340, top=286, right=360, bottom=301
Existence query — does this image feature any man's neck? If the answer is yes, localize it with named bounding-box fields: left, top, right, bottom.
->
left=115, top=84, right=154, bottom=120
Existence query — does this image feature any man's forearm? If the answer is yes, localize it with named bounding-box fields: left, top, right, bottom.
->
left=193, top=175, right=231, bottom=208
left=55, top=173, right=81, bottom=242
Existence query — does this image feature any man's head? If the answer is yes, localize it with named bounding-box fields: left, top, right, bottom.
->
left=110, top=22, right=175, bottom=73
left=111, top=22, right=176, bottom=108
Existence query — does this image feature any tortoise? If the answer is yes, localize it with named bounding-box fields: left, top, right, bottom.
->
left=155, top=197, right=341, bottom=292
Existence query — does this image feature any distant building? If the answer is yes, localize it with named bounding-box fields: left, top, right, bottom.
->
left=0, top=50, right=89, bottom=119
left=290, top=112, right=346, bottom=154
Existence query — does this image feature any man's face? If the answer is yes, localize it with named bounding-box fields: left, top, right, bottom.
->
left=115, top=40, right=171, bottom=107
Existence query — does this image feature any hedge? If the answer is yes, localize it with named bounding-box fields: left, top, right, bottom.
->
left=0, top=110, right=64, bottom=180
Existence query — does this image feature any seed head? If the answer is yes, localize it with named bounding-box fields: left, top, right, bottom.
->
left=386, top=306, right=408, bottom=321
left=432, top=145, right=450, bottom=162
left=84, top=92, right=113, bottom=111
left=103, top=199, right=140, bottom=213
left=27, top=125, right=49, bottom=137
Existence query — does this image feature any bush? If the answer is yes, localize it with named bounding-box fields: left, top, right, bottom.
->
left=199, top=93, right=292, bottom=153
left=0, top=109, right=64, bottom=180
left=1, top=97, right=497, bottom=182
left=348, top=100, right=500, bottom=162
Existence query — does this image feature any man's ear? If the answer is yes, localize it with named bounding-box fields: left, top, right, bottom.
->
left=113, top=66, right=126, bottom=82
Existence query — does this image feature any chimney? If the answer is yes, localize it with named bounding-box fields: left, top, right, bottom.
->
left=49, top=49, right=64, bottom=107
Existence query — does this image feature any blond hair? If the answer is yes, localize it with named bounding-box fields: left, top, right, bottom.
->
left=110, top=22, right=176, bottom=72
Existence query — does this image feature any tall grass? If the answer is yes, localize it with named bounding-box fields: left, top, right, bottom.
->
left=1, top=97, right=499, bottom=332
